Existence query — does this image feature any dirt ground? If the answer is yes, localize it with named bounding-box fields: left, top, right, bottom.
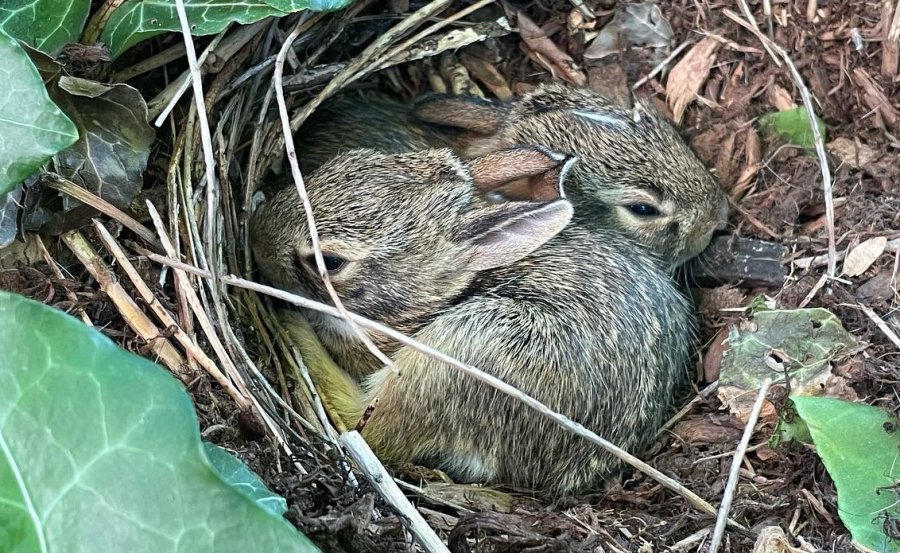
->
left=2, top=0, right=899, bottom=551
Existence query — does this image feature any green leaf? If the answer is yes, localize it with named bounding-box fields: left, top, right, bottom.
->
left=758, top=107, right=826, bottom=149
left=51, top=76, right=155, bottom=211
left=203, top=442, right=288, bottom=517
left=0, top=0, right=91, bottom=54
left=720, top=308, right=856, bottom=391
left=101, top=0, right=280, bottom=59
left=777, top=397, right=900, bottom=552
left=101, top=0, right=355, bottom=58
left=0, top=291, right=320, bottom=553
left=0, top=31, right=78, bottom=195
left=0, top=187, right=21, bottom=248
left=263, top=0, right=353, bottom=11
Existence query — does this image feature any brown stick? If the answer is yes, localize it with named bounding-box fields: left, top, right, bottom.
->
left=61, top=230, right=189, bottom=378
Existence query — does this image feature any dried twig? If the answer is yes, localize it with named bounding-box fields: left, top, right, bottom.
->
left=114, top=41, right=187, bottom=82
left=61, top=230, right=189, bottom=377
left=44, top=174, right=162, bottom=251
left=708, top=378, right=772, bottom=553
left=340, top=432, right=449, bottom=553
left=857, top=305, right=900, bottom=350
left=92, top=220, right=248, bottom=408
left=882, top=0, right=900, bottom=78
left=288, top=0, right=454, bottom=133
left=356, top=0, right=496, bottom=81
left=33, top=234, right=91, bottom=325
left=81, top=0, right=126, bottom=44
left=725, top=6, right=836, bottom=278
left=149, top=30, right=229, bottom=123
left=174, top=0, right=220, bottom=289
left=145, top=201, right=252, bottom=410
left=632, top=39, right=693, bottom=90
left=656, top=380, right=718, bottom=438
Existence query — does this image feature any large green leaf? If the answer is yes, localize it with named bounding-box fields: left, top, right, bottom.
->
left=0, top=291, right=320, bottom=553
left=776, top=397, right=900, bottom=552
left=101, top=0, right=354, bottom=59
left=0, top=31, right=78, bottom=195
left=0, top=0, right=91, bottom=54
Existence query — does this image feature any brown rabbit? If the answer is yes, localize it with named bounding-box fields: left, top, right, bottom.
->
left=251, top=146, right=693, bottom=494
left=293, top=84, right=729, bottom=270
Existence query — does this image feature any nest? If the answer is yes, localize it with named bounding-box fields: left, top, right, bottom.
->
left=6, top=0, right=900, bottom=551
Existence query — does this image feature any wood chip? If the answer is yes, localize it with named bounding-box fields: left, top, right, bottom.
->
left=766, top=84, right=797, bottom=111
left=842, top=236, right=887, bottom=277
left=881, top=0, right=900, bottom=78
left=752, top=526, right=813, bottom=553
left=853, top=68, right=900, bottom=130
left=666, top=36, right=720, bottom=123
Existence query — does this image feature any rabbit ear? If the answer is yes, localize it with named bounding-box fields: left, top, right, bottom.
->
left=459, top=199, right=574, bottom=271
left=410, top=94, right=509, bottom=135
left=467, top=146, right=576, bottom=202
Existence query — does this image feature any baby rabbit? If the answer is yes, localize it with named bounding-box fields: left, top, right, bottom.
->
left=294, top=84, right=729, bottom=270
left=251, top=146, right=693, bottom=494
left=411, top=84, right=730, bottom=269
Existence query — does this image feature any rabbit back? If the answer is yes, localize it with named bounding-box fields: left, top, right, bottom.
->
left=359, top=227, right=693, bottom=494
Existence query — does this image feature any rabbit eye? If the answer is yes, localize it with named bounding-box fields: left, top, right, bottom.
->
left=627, top=204, right=661, bottom=217
left=301, top=253, right=347, bottom=274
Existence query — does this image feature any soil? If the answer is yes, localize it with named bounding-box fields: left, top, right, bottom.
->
left=2, top=0, right=899, bottom=551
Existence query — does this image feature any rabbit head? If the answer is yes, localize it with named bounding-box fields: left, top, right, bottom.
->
left=251, top=146, right=575, bottom=347
left=411, top=83, right=730, bottom=269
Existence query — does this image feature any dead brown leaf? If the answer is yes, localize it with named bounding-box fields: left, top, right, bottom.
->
left=703, top=327, right=729, bottom=383
left=842, top=236, right=887, bottom=277
left=666, top=36, right=720, bottom=123
left=673, top=414, right=744, bottom=444
left=583, top=2, right=673, bottom=60
left=857, top=271, right=898, bottom=301
left=766, top=84, right=797, bottom=111
left=517, top=11, right=586, bottom=86
left=825, top=136, right=896, bottom=182
left=460, top=51, right=513, bottom=101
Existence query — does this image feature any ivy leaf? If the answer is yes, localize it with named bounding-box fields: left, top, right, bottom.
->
left=101, top=0, right=355, bottom=59
left=0, top=291, right=321, bottom=553
left=50, top=76, right=155, bottom=210
left=775, top=397, right=900, bottom=552
left=0, top=0, right=91, bottom=54
left=0, top=31, right=78, bottom=195
left=263, top=0, right=354, bottom=10
left=718, top=307, right=856, bottom=419
left=101, top=0, right=283, bottom=59
left=203, top=442, right=288, bottom=517
left=0, top=186, right=21, bottom=248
